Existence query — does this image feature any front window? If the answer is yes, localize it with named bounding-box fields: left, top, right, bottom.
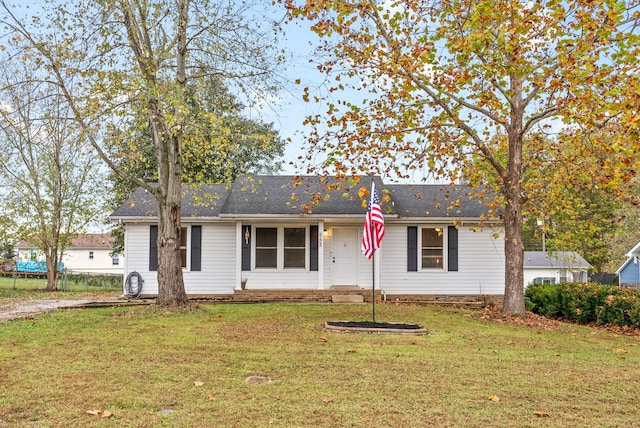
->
left=421, top=228, right=443, bottom=269
left=112, top=254, right=120, bottom=265
left=284, top=228, right=306, bottom=268
left=254, top=226, right=308, bottom=270
left=89, top=251, right=94, bottom=260
left=180, top=227, right=188, bottom=268
left=255, top=227, right=278, bottom=268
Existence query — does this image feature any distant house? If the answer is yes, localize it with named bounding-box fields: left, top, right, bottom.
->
left=523, top=251, right=591, bottom=286
left=15, top=233, right=122, bottom=275
left=110, top=175, right=506, bottom=302
left=616, top=242, right=640, bottom=287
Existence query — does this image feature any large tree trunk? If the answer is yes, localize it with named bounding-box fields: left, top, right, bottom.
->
left=44, top=252, right=59, bottom=291
left=502, top=119, right=526, bottom=314
left=156, top=193, right=188, bottom=307
left=502, top=193, right=525, bottom=314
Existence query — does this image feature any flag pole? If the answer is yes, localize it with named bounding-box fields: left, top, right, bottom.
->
left=371, top=181, right=376, bottom=323
left=372, top=232, right=376, bottom=323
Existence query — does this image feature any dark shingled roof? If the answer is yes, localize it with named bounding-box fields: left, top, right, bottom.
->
left=220, top=175, right=393, bottom=216
left=110, top=184, right=229, bottom=219
left=110, top=176, right=492, bottom=220
left=388, top=184, right=490, bottom=218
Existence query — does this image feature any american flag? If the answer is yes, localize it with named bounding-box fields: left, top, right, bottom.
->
left=362, top=182, right=385, bottom=259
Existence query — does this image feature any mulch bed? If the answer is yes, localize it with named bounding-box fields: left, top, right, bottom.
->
left=326, top=321, right=423, bottom=330
left=325, top=320, right=429, bottom=334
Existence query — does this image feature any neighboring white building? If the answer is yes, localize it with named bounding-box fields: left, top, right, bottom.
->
left=523, top=251, right=591, bottom=286
left=15, top=233, right=123, bottom=275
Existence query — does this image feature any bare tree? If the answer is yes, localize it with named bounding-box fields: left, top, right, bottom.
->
left=0, top=0, right=285, bottom=306
left=0, top=57, right=105, bottom=290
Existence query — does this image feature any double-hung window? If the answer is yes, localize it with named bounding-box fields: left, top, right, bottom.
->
left=149, top=225, right=201, bottom=272
left=421, top=228, right=444, bottom=269
left=284, top=228, right=305, bottom=268
left=253, top=226, right=307, bottom=270
left=180, top=227, right=188, bottom=268
left=408, top=226, right=458, bottom=272
left=255, top=227, right=278, bottom=268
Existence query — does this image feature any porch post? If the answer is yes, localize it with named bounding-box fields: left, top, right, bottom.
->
left=317, top=220, right=325, bottom=290
left=235, top=222, right=243, bottom=291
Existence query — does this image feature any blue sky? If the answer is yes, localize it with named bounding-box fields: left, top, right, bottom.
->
left=253, top=14, right=327, bottom=176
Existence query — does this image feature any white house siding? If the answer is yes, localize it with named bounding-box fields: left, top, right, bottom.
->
left=523, top=268, right=556, bottom=286
left=379, top=225, right=505, bottom=295
left=123, top=222, right=238, bottom=295
left=122, top=223, right=156, bottom=295
left=523, top=268, right=587, bottom=286
left=184, top=222, right=236, bottom=295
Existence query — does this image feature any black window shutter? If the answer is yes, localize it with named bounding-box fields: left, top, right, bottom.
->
left=191, top=226, right=202, bottom=271
left=149, top=225, right=158, bottom=271
left=241, top=225, right=251, bottom=271
left=310, top=226, right=318, bottom=271
left=407, top=226, right=418, bottom=272
left=448, top=226, right=458, bottom=272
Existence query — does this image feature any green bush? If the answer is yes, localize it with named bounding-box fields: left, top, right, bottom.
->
left=525, top=282, right=640, bottom=329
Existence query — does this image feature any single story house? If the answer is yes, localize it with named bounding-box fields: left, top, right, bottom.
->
left=617, top=241, right=640, bottom=287
left=523, top=251, right=591, bottom=286
left=110, top=176, right=506, bottom=302
left=15, top=233, right=123, bottom=275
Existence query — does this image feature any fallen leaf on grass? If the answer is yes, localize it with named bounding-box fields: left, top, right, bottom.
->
left=347, top=348, right=357, bottom=353
left=488, top=395, right=500, bottom=402
left=533, top=411, right=550, bottom=417
left=320, top=336, right=328, bottom=342
left=322, top=397, right=334, bottom=404
left=86, top=409, right=113, bottom=418
left=208, top=395, right=216, bottom=401
left=194, top=381, right=204, bottom=386
left=613, top=348, right=628, bottom=354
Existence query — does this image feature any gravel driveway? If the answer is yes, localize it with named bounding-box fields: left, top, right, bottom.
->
left=0, top=299, right=94, bottom=323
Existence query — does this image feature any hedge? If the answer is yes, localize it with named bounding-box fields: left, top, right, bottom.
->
left=525, top=282, right=640, bottom=329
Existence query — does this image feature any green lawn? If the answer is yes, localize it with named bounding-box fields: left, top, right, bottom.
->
left=1, top=298, right=639, bottom=427
left=0, top=275, right=122, bottom=301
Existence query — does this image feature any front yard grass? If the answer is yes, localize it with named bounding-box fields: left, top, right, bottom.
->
left=1, top=302, right=639, bottom=427
left=0, top=276, right=121, bottom=301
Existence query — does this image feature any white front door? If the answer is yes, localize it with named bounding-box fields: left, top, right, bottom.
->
left=331, top=227, right=359, bottom=286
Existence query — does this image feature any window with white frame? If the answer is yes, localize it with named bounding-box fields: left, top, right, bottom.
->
left=149, top=225, right=201, bottom=272
left=421, top=227, right=444, bottom=269
left=284, top=227, right=306, bottom=268
left=180, top=227, right=188, bottom=268
left=254, top=226, right=307, bottom=270
left=255, top=227, right=278, bottom=268
left=112, top=253, right=120, bottom=265
left=89, top=251, right=94, bottom=260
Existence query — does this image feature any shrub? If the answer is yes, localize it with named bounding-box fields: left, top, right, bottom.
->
left=525, top=282, right=640, bottom=329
